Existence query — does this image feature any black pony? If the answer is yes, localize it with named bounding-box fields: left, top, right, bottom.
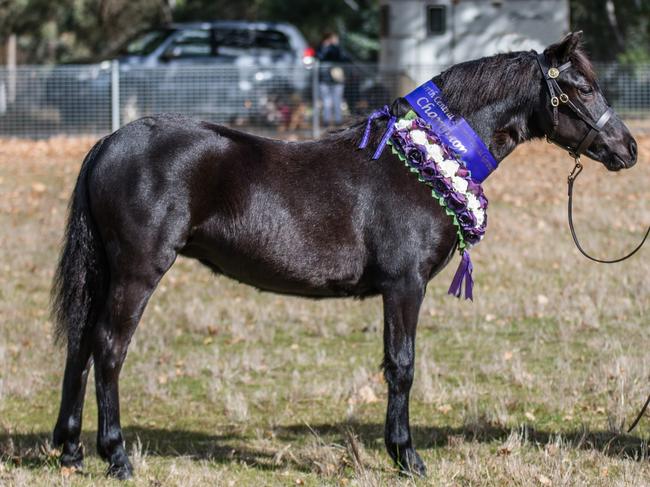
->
left=51, top=32, right=637, bottom=479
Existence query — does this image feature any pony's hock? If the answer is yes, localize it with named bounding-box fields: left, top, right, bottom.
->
left=51, top=32, right=638, bottom=478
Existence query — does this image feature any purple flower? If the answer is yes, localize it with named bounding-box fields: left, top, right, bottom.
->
left=431, top=175, right=453, bottom=196
left=419, top=165, right=436, bottom=182
left=467, top=180, right=481, bottom=195
left=458, top=210, right=477, bottom=228
left=404, top=145, right=425, bottom=167
left=456, top=167, right=470, bottom=179
left=445, top=191, right=467, bottom=212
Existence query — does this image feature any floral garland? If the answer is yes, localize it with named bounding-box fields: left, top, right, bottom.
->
left=387, top=111, right=488, bottom=251
left=358, top=107, right=491, bottom=300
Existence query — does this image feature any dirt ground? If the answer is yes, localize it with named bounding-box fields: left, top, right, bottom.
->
left=0, top=130, right=649, bottom=486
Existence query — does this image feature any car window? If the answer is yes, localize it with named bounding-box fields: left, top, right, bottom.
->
left=164, top=29, right=213, bottom=58
left=253, top=30, right=291, bottom=51
left=214, top=28, right=291, bottom=52
left=122, top=29, right=173, bottom=56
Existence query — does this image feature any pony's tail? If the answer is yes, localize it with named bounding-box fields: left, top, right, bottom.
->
left=51, top=137, right=108, bottom=355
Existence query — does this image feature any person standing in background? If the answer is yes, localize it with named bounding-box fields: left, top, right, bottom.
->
left=317, top=33, right=348, bottom=128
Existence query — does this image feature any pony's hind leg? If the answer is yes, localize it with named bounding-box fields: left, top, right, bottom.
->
left=92, top=262, right=171, bottom=479
left=52, top=332, right=93, bottom=469
left=91, top=227, right=180, bottom=479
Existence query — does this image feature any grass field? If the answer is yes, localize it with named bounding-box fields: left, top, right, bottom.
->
left=0, top=132, right=649, bottom=486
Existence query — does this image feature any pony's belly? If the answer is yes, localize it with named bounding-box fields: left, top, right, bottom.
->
left=180, top=233, right=374, bottom=298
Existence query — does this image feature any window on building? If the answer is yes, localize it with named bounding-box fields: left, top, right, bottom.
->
left=380, top=5, right=390, bottom=37
left=427, top=5, right=447, bottom=36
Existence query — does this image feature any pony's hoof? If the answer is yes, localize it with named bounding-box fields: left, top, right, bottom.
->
left=60, top=454, right=83, bottom=471
left=397, top=448, right=427, bottom=478
left=59, top=444, right=84, bottom=470
left=106, top=455, right=133, bottom=480
left=106, top=462, right=133, bottom=480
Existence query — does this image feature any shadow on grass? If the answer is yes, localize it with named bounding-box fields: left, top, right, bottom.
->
left=1, top=421, right=648, bottom=472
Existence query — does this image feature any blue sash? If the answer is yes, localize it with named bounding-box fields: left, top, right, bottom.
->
left=404, top=81, right=498, bottom=183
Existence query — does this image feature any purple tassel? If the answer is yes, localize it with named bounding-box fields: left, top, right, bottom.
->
left=448, top=250, right=474, bottom=300
left=358, top=105, right=396, bottom=160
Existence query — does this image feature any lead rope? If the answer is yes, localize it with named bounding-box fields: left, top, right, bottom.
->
left=566, top=157, right=650, bottom=432
left=567, top=156, right=650, bottom=264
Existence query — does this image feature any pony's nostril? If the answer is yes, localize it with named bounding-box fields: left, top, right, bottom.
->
left=629, top=139, right=638, bottom=163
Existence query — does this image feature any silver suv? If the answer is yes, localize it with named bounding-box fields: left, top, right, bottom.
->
left=47, top=21, right=315, bottom=124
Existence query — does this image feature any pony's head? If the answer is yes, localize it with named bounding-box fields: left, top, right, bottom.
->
left=538, top=31, right=637, bottom=171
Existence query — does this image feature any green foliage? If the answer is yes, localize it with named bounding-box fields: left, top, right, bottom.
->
left=0, top=0, right=171, bottom=63
left=571, top=0, right=650, bottom=64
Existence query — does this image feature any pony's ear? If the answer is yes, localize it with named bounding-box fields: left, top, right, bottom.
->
left=544, top=31, right=583, bottom=63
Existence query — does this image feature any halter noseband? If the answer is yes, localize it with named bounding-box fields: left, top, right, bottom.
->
left=536, top=52, right=613, bottom=158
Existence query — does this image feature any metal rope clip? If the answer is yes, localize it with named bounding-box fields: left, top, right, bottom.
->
left=567, top=157, right=583, bottom=184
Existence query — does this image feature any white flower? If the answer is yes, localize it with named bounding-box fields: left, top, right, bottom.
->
left=410, top=129, right=428, bottom=146
left=438, top=159, right=460, bottom=178
left=451, top=176, right=468, bottom=193
left=474, top=208, right=485, bottom=226
left=395, top=118, right=412, bottom=130
left=466, top=193, right=481, bottom=212
left=426, top=143, right=444, bottom=164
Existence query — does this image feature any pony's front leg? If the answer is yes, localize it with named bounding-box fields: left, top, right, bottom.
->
left=381, top=276, right=426, bottom=477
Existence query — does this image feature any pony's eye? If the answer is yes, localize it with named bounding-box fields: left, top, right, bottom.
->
left=578, top=86, right=594, bottom=95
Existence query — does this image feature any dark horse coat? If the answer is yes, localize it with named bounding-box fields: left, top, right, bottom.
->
left=51, top=33, right=637, bottom=479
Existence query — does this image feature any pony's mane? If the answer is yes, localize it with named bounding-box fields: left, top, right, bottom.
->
left=433, top=50, right=539, bottom=115
left=333, top=41, right=597, bottom=143
left=433, top=43, right=597, bottom=116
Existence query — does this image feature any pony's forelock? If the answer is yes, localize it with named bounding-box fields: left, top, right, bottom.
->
left=570, top=44, right=597, bottom=84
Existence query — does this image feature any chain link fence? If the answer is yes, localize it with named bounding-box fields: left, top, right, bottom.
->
left=0, top=61, right=648, bottom=139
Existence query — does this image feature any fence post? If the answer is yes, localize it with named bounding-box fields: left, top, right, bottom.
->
left=311, top=60, right=320, bottom=139
left=7, top=34, right=16, bottom=105
left=111, top=60, right=120, bottom=133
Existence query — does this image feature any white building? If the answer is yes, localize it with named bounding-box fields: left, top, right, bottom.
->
left=379, top=0, right=570, bottom=89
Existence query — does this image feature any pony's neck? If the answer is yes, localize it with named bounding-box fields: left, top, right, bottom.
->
left=432, top=50, right=544, bottom=162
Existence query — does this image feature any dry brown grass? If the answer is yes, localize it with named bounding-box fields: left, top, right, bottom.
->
left=0, top=132, right=649, bottom=485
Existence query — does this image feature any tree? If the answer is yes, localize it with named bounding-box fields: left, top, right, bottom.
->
left=571, top=0, right=650, bottom=63
left=0, top=0, right=170, bottom=63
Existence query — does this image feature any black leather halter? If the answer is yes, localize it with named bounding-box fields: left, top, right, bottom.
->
left=536, top=52, right=613, bottom=158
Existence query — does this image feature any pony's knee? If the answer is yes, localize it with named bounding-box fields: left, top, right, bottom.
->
left=383, top=361, right=414, bottom=392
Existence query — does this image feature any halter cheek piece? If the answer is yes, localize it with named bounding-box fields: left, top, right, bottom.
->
left=536, top=52, right=613, bottom=158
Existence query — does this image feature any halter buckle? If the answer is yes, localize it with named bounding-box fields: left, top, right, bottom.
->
left=559, top=93, right=569, bottom=104
left=548, top=67, right=560, bottom=78
left=551, top=96, right=559, bottom=107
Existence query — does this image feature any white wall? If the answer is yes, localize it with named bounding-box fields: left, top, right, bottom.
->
left=380, top=0, right=570, bottom=88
